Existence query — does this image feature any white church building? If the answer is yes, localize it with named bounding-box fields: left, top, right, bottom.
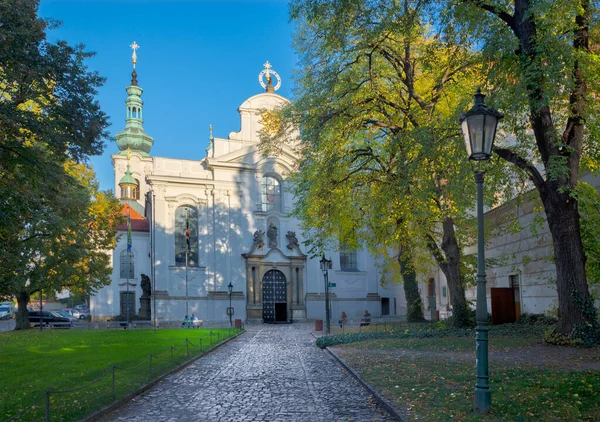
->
left=91, top=58, right=405, bottom=325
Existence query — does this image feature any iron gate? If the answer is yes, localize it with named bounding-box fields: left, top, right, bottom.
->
left=262, top=269, right=287, bottom=323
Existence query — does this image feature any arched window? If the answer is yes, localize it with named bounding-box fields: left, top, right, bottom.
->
left=261, top=176, right=281, bottom=212
left=120, top=250, right=134, bottom=279
left=175, top=206, right=198, bottom=266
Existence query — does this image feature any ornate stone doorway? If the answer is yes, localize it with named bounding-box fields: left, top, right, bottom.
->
left=262, top=269, right=287, bottom=323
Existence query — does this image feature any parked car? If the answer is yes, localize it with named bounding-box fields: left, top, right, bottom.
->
left=62, top=308, right=81, bottom=319
left=74, top=304, right=89, bottom=312
left=28, top=311, right=73, bottom=328
left=55, top=310, right=80, bottom=322
left=0, top=304, right=14, bottom=320
left=76, top=309, right=90, bottom=319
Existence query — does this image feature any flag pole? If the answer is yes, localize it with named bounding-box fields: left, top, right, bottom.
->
left=126, top=208, right=132, bottom=325
left=185, top=208, right=189, bottom=319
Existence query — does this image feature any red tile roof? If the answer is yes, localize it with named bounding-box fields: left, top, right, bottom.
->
left=116, top=203, right=149, bottom=232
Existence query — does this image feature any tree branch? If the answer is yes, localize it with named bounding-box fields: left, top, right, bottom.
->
left=494, top=146, right=545, bottom=190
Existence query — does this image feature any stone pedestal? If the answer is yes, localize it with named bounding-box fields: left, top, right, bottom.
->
left=139, top=297, right=151, bottom=320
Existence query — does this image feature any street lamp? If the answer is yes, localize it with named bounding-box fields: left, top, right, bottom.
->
left=319, top=254, right=332, bottom=335
left=460, top=88, right=503, bottom=415
left=227, top=282, right=233, bottom=327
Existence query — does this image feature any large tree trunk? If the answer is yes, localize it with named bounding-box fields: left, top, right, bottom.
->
left=487, top=0, right=595, bottom=340
left=541, top=186, right=592, bottom=335
left=398, top=245, right=425, bottom=323
left=426, top=217, right=470, bottom=327
left=15, top=291, right=31, bottom=330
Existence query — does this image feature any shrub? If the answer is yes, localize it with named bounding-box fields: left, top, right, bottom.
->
left=516, top=313, right=558, bottom=325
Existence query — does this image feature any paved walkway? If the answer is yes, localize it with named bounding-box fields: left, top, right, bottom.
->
left=102, top=322, right=398, bottom=421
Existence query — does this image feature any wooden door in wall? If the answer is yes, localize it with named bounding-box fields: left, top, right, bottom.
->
left=262, top=270, right=287, bottom=323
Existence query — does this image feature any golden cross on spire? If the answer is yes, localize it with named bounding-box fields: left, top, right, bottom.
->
left=126, top=147, right=131, bottom=162
left=130, top=41, right=140, bottom=68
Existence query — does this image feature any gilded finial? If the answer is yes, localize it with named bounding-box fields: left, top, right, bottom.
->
left=127, top=147, right=131, bottom=162
left=130, top=41, right=140, bottom=69
left=263, top=61, right=271, bottom=77
left=259, top=61, right=281, bottom=93
left=209, top=125, right=213, bottom=139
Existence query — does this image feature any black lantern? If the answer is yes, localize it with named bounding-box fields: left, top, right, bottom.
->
left=320, top=254, right=332, bottom=274
left=459, top=88, right=503, bottom=161
left=227, top=282, right=233, bottom=295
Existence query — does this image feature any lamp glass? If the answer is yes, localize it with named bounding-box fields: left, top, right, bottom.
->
left=320, top=255, right=327, bottom=272
left=228, top=282, right=233, bottom=294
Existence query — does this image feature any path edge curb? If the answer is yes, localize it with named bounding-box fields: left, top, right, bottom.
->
left=312, top=333, right=407, bottom=422
left=83, top=329, right=246, bottom=422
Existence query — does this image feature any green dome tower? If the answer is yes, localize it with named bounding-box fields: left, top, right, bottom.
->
left=115, top=41, right=154, bottom=156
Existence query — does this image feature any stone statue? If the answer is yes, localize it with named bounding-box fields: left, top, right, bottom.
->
left=253, top=230, right=265, bottom=249
left=139, top=273, right=151, bottom=320
left=267, top=223, right=278, bottom=248
left=141, top=274, right=151, bottom=298
left=286, top=231, right=299, bottom=250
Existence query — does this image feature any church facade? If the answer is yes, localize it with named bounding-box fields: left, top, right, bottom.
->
left=91, top=58, right=404, bottom=324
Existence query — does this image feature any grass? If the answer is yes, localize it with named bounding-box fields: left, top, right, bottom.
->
left=0, top=327, right=240, bottom=422
left=332, top=324, right=600, bottom=421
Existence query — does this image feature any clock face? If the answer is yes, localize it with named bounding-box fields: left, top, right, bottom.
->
left=259, top=69, right=282, bottom=91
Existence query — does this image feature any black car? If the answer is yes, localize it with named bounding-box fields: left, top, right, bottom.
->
left=28, top=310, right=73, bottom=328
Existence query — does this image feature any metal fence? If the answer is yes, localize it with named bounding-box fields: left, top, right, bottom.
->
left=4, top=328, right=243, bottom=422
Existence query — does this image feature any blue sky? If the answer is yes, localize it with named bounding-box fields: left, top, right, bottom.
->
left=39, top=0, right=297, bottom=192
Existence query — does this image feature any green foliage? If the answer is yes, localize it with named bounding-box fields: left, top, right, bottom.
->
left=572, top=290, right=600, bottom=347
left=452, top=0, right=599, bottom=336
left=516, top=313, right=558, bottom=326
left=572, top=182, right=600, bottom=285
left=316, top=325, right=473, bottom=349
left=262, top=0, right=521, bottom=327
left=0, top=0, right=116, bottom=328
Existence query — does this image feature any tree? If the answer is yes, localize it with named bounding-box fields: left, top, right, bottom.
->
left=453, top=0, right=600, bottom=341
left=262, top=0, right=510, bottom=325
left=0, top=0, right=116, bottom=329
left=6, top=161, right=122, bottom=330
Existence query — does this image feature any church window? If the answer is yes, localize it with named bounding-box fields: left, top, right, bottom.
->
left=261, top=176, right=281, bottom=212
left=175, top=206, right=198, bottom=266
left=120, top=250, right=135, bottom=279
left=340, top=245, right=358, bottom=271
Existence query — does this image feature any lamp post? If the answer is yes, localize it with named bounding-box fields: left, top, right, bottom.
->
left=319, top=254, right=332, bottom=335
left=145, top=179, right=157, bottom=333
left=227, top=282, right=233, bottom=327
left=459, top=88, right=503, bottom=415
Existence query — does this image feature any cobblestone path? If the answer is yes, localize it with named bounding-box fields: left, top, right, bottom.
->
left=103, top=322, right=397, bottom=421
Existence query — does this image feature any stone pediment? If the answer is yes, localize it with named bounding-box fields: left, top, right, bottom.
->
left=243, top=246, right=295, bottom=262
left=212, top=145, right=258, bottom=165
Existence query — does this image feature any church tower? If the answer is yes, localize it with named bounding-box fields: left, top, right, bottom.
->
left=115, top=41, right=154, bottom=156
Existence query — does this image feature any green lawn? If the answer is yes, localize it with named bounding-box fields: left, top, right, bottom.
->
left=0, top=327, right=240, bottom=421
left=332, top=325, right=600, bottom=421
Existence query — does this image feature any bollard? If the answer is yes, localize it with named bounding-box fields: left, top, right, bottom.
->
left=112, top=366, right=116, bottom=399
